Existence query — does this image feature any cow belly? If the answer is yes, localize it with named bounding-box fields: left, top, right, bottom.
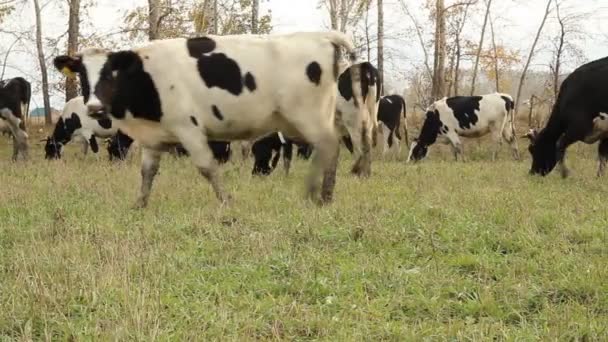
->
left=117, top=119, right=176, bottom=148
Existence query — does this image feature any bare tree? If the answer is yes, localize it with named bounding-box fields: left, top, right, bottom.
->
left=251, top=0, right=259, bottom=33
left=514, top=0, right=552, bottom=117
left=147, top=0, right=172, bottom=40
left=489, top=10, right=500, bottom=92
left=377, top=0, right=383, bottom=90
left=431, top=0, right=446, bottom=101
left=65, top=0, right=81, bottom=101
left=470, top=0, right=492, bottom=95
left=399, top=2, right=432, bottom=80
left=32, top=0, right=51, bottom=125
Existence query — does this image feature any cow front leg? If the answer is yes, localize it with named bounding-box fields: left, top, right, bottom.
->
left=283, top=141, right=293, bottom=176
left=555, top=135, right=576, bottom=179
left=597, top=139, right=608, bottom=177
left=134, top=148, right=162, bottom=209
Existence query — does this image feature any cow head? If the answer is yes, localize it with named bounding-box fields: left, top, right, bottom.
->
left=407, top=138, right=428, bottom=162
left=407, top=110, right=441, bottom=162
left=525, top=128, right=557, bottom=176
left=43, top=137, right=63, bottom=159
left=54, top=49, right=139, bottom=117
left=106, top=131, right=134, bottom=161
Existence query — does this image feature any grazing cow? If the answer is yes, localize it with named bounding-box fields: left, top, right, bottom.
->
left=44, top=96, right=117, bottom=159
left=251, top=132, right=314, bottom=176
left=107, top=130, right=232, bottom=163
left=527, top=57, right=608, bottom=178
left=0, top=77, right=31, bottom=160
left=335, top=61, right=381, bottom=177
left=408, top=93, right=519, bottom=162
left=54, top=31, right=356, bottom=206
left=377, top=94, right=408, bottom=154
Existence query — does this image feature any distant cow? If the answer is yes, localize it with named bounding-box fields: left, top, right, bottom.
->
left=44, top=96, right=117, bottom=159
left=251, top=132, right=313, bottom=176
left=377, top=94, right=408, bottom=154
left=335, top=62, right=381, bottom=177
left=408, top=93, right=519, bottom=162
left=0, top=77, right=31, bottom=160
left=107, top=130, right=232, bottom=164
left=54, top=31, right=356, bottom=206
left=527, top=57, right=608, bottom=178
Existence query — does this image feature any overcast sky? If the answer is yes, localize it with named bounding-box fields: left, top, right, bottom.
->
left=1, top=0, right=607, bottom=110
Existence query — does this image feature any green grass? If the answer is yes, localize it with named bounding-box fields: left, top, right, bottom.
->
left=1, top=136, right=607, bottom=340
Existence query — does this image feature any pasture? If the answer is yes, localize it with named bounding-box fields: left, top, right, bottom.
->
left=0, top=132, right=607, bottom=340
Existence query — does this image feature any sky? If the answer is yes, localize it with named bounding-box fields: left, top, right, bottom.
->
left=1, top=0, right=608, bottom=110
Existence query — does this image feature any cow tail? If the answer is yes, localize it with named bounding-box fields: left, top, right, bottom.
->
left=271, top=147, right=281, bottom=171
left=24, top=80, right=31, bottom=124
left=400, top=96, right=409, bottom=147
left=326, top=30, right=357, bottom=62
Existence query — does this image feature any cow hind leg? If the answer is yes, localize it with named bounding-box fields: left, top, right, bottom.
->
left=134, top=148, right=162, bottom=208
left=283, top=142, right=293, bottom=176
left=597, top=139, right=608, bottom=177
left=176, top=128, right=230, bottom=203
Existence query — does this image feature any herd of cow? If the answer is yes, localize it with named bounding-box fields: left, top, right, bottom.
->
left=1, top=31, right=608, bottom=207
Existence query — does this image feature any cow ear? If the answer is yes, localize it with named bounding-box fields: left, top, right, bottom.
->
left=54, top=55, right=81, bottom=77
left=89, top=136, right=99, bottom=153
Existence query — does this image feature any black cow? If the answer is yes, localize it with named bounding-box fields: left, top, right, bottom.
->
left=0, top=77, right=31, bottom=160
left=251, top=132, right=315, bottom=176
left=527, top=56, right=608, bottom=178
left=377, top=94, right=408, bottom=154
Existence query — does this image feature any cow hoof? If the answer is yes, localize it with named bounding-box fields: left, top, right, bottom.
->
left=132, top=199, right=148, bottom=209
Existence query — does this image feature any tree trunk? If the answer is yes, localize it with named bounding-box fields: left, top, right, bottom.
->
left=364, top=0, right=371, bottom=62
left=251, top=0, right=259, bottom=33
left=470, top=0, right=492, bottom=95
left=489, top=12, right=500, bottom=92
left=33, top=0, right=51, bottom=126
left=515, top=0, right=552, bottom=117
left=377, top=0, right=384, bottom=92
left=212, top=0, right=218, bottom=34
left=66, top=0, right=80, bottom=101
left=147, top=0, right=161, bottom=40
left=329, top=0, right=338, bottom=30
left=552, top=0, right=565, bottom=103
left=431, top=0, right=446, bottom=101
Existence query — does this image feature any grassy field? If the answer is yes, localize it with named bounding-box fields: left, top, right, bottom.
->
left=0, top=133, right=607, bottom=341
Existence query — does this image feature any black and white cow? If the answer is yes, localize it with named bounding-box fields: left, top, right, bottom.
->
left=251, top=132, right=315, bottom=176
left=408, top=93, right=519, bottom=162
left=0, top=77, right=31, bottom=160
left=335, top=61, right=381, bottom=177
left=377, top=94, right=408, bottom=154
left=44, top=96, right=117, bottom=159
left=527, top=56, right=608, bottom=178
left=54, top=31, right=357, bottom=206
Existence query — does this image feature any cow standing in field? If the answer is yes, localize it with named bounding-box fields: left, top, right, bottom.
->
left=54, top=31, right=357, bottom=206
left=527, top=57, right=608, bottom=178
left=335, top=62, right=381, bottom=177
left=44, top=96, right=117, bottom=159
left=250, top=132, right=314, bottom=176
left=0, top=77, right=31, bottom=160
left=408, top=93, right=519, bottom=162
left=377, top=94, right=408, bottom=154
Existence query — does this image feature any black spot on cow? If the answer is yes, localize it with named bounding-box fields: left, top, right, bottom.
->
left=144, top=56, right=150, bottom=60
left=212, top=105, right=224, bottom=121
left=306, top=62, right=322, bottom=86
left=197, top=53, right=244, bottom=96
left=170, top=85, right=175, bottom=90
left=338, top=69, right=353, bottom=101
left=501, top=95, right=514, bottom=113
left=187, top=37, right=217, bottom=57
left=190, top=116, right=199, bottom=126
left=244, top=72, right=257, bottom=92
left=96, top=117, right=112, bottom=129
left=410, top=110, right=443, bottom=161
left=360, top=62, right=380, bottom=103
left=445, top=96, right=482, bottom=130
left=102, top=51, right=164, bottom=121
